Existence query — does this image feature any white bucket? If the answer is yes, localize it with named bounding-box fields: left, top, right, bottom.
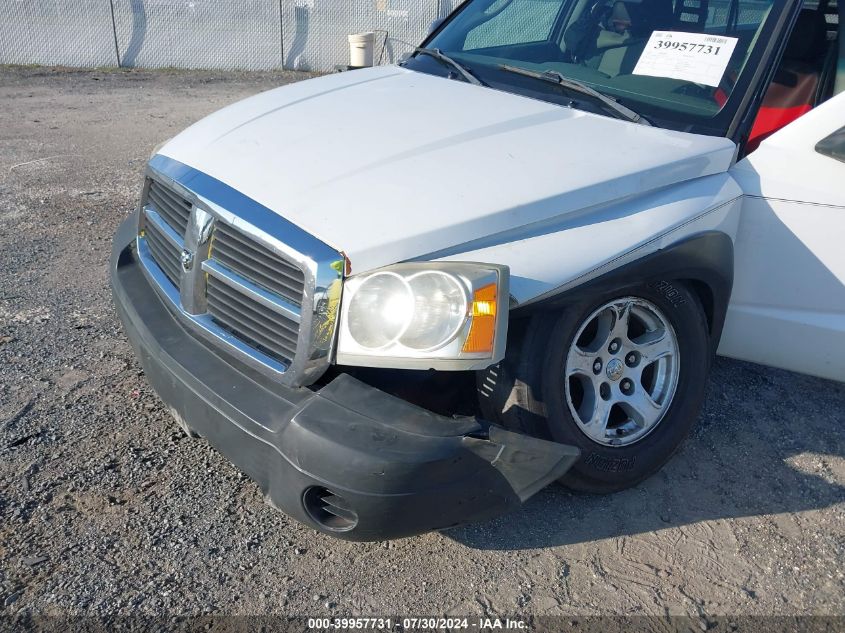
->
left=348, top=32, right=375, bottom=68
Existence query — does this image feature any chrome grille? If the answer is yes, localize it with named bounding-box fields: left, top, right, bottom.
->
left=206, top=275, right=299, bottom=363
left=206, top=221, right=304, bottom=365
left=212, top=222, right=305, bottom=302
left=136, top=155, right=343, bottom=387
left=141, top=209, right=182, bottom=287
left=147, top=179, right=192, bottom=233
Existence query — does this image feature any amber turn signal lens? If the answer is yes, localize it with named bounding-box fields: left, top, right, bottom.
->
left=462, top=283, right=497, bottom=354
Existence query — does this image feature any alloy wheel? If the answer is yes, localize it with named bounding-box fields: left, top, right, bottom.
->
left=564, top=297, right=680, bottom=447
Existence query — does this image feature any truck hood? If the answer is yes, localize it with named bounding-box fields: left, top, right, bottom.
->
left=160, top=66, right=736, bottom=273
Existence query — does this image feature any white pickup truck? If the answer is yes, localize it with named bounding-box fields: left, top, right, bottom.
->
left=111, top=0, right=845, bottom=540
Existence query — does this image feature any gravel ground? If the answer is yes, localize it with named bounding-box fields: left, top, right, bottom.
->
left=0, top=66, right=843, bottom=623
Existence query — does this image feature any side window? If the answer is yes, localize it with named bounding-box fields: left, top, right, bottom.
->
left=703, top=0, right=773, bottom=30
left=465, top=0, right=563, bottom=49
left=746, top=5, right=834, bottom=152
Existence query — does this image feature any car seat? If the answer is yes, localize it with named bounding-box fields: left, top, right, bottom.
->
left=568, top=0, right=673, bottom=76
left=747, top=9, right=828, bottom=151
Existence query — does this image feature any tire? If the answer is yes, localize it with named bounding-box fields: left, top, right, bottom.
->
left=478, top=281, right=711, bottom=494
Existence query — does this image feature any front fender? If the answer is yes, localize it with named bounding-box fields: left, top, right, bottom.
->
left=432, top=173, right=741, bottom=351
left=515, top=231, right=734, bottom=353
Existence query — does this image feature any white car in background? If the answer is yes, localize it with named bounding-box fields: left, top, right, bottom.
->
left=110, top=0, right=844, bottom=539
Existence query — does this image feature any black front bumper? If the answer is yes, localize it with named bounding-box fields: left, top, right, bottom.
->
left=110, top=213, right=579, bottom=541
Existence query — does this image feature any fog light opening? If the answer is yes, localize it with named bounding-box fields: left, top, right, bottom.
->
left=302, top=486, right=358, bottom=532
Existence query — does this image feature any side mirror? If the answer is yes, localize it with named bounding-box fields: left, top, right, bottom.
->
left=816, top=126, right=845, bottom=164
left=427, top=17, right=446, bottom=36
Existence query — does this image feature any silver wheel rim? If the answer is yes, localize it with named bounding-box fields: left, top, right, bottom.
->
left=564, top=297, right=680, bottom=447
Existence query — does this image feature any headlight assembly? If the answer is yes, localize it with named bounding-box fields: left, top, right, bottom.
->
left=336, top=262, right=509, bottom=370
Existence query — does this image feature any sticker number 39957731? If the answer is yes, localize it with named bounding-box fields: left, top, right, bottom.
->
left=633, top=31, right=739, bottom=88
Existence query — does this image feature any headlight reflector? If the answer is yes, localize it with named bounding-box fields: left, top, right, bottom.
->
left=336, top=262, right=509, bottom=370
left=347, top=272, right=414, bottom=348
left=401, top=272, right=468, bottom=350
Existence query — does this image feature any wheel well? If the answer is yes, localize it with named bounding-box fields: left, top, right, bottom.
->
left=512, top=232, right=734, bottom=355
left=682, top=278, right=716, bottom=340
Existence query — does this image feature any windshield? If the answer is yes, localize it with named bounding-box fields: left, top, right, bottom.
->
left=407, top=0, right=789, bottom=135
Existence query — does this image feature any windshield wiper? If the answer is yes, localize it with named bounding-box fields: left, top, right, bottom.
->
left=414, top=48, right=486, bottom=87
left=499, top=64, right=649, bottom=126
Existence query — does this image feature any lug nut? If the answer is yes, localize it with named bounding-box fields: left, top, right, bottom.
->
left=593, top=359, right=603, bottom=374
left=626, top=353, right=638, bottom=367
left=621, top=379, right=634, bottom=394
left=608, top=338, right=621, bottom=354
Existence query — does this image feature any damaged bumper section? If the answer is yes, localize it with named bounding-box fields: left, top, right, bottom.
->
left=110, top=215, right=579, bottom=540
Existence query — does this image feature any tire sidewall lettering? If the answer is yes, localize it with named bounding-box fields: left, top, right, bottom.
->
left=648, top=280, right=687, bottom=308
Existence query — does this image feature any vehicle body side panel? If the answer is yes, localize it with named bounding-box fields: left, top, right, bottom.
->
left=731, top=93, right=845, bottom=208
left=434, top=173, right=742, bottom=307
left=720, top=197, right=845, bottom=380
left=721, top=93, right=845, bottom=381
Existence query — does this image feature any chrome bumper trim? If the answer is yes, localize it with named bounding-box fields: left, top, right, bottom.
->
left=144, top=207, right=185, bottom=250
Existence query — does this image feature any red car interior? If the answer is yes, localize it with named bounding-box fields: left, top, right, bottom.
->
left=747, top=9, right=829, bottom=152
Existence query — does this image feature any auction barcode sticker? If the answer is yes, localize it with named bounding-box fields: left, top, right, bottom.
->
left=632, top=31, right=739, bottom=87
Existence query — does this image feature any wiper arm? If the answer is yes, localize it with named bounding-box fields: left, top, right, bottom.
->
left=499, top=64, right=649, bottom=125
left=415, top=48, right=486, bottom=87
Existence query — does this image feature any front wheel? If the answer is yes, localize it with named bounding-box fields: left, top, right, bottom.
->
left=479, top=282, right=711, bottom=493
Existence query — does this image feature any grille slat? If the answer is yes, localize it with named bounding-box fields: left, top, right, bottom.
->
left=207, top=218, right=306, bottom=365
left=212, top=223, right=305, bottom=301
left=206, top=277, right=300, bottom=340
left=208, top=300, right=295, bottom=355
left=213, top=238, right=304, bottom=300
left=145, top=239, right=175, bottom=283
left=147, top=180, right=192, bottom=233
left=151, top=179, right=192, bottom=213
left=212, top=248, right=304, bottom=301
left=147, top=203, right=183, bottom=236
left=143, top=216, right=181, bottom=286
left=213, top=232, right=303, bottom=293
left=146, top=240, right=180, bottom=286
left=215, top=223, right=303, bottom=282
left=147, top=190, right=188, bottom=234
left=207, top=283, right=298, bottom=362
left=323, top=504, right=358, bottom=522
left=150, top=179, right=192, bottom=216
left=207, top=297, right=299, bottom=359
left=207, top=288, right=299, bottom=351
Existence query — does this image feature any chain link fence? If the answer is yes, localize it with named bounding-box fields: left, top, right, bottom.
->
left=0, top=0, right=459, bottom=71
